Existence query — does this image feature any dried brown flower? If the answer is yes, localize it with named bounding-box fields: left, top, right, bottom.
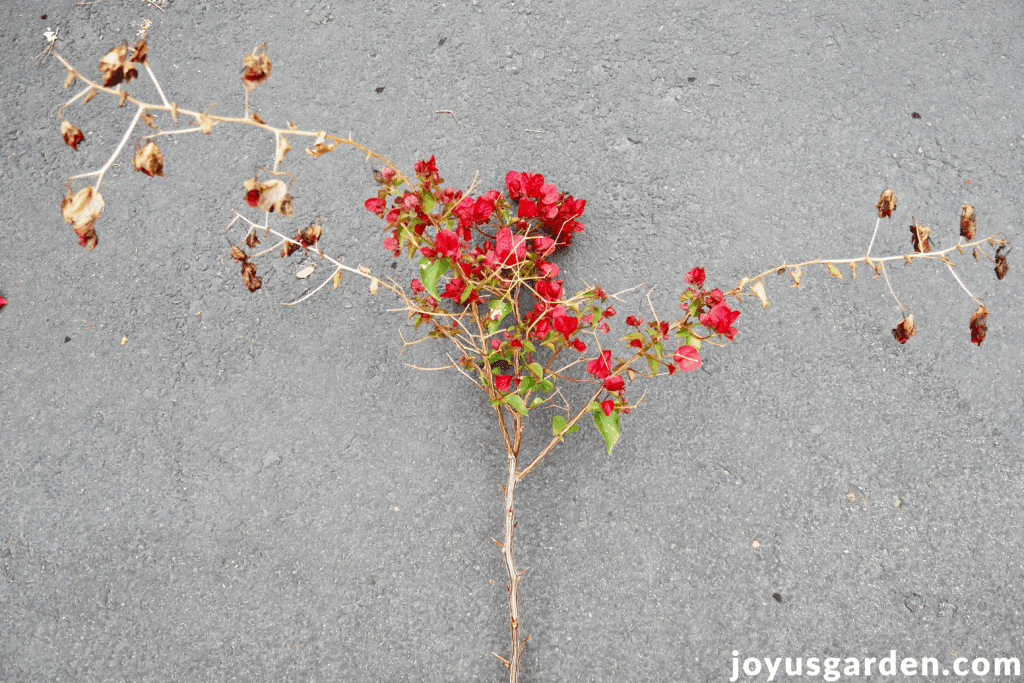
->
left=132, top=141, right=164, bottom=177
left=876, top=189, right=897, bottom=218
left=61, top=120, right=84, bottom=150
left=995, top=244, right=1010, bottom=280
left=892, top=314, right=916, bottom=344
left=910, top=220, right=931, bottom=253
left=241, top=43, right=272, bottom=92
left=969, top=305, right=988, bottom=346
left=98, top=43, right=139, bottom=87
left=960, top=205, right=976, bottom=241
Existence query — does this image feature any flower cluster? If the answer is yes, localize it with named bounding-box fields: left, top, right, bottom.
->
left=365, top=159, right=737, bottom=452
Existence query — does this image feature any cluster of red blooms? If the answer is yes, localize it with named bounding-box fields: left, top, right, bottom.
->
left=364, top=158, right=737, bottom=426
left=682, top=266, right=741, bottom=341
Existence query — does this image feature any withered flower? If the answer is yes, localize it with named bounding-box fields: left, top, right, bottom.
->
left=229, top=244, right=262, bottom=292
left=995, top=244, right=1010, bottom=280
left=61, top=185, right=105, bottom=250
left=241, top=43, right=272, bottom=92
left=910, top=220, right=931, bottom=253
left=960, top=205, right=976, bottom=241
left=98, top=42, right=139, bottom=87
left=61, top=120, right=84, bottom=150
left=132, top=140, right=164, bottom=177
left=892, top=314, right=916, bottom=344
left=876, top=189, right=897, bottom=218
left=281, top=218, right=323, bottom=258
left=969, top=305, right=988, bottom=346
left=242, top=177, right=293, bottom=216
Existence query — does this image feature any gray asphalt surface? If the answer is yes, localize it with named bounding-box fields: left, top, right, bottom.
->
left=2, top=1, right=1022, bottom=681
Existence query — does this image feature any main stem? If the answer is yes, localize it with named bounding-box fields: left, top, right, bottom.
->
left=502, top=439, right=525, bottom=682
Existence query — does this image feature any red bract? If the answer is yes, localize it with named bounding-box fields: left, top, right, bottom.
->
left=586, top=350, right=612, bottom=379
left=532, top=236, right=556, bottom=256
left=434, top=230, right=460, bottom=258
left=414, top=156, right=439, bottom=179
left=626, top=315, right=643, bottom=327
left=603, top=307, right=616, bottom=317
left=603, top=376, right=625, bottom=392
left=410, top=279, right=425, bottom=294
left=496, top=227, right=527, bottom=265
left=495, top=374, right=514, bottom=392
left=700, top=303, right=740, bottom=340
left=705, top=289, right=724, bottom=306
left=365, top=197, right=385, bottom=216
left=685, top=267, right=706, bottom=287
left=553, top=314, right=578, bottom=339
left=673, top=345, right=702, bottom=372
left=572, top=339, right=587, bottom=353
left=535, top=279, right=563, bottom=302
left=383, top=234, right=399, bottom=255
left=601, top=400, right=615, bottom=417
left=598, top=322, right=610, bottom=334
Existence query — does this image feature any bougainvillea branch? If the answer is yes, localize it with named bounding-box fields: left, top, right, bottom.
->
left=52, top=41, right=1010, bottom=683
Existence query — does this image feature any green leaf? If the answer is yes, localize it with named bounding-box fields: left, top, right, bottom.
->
left=592, top=409, right=621, bottom=454
left=419, top=256, right=449, bottom=299
left=621, top=332, right=645, bottom=343
left=551, top=414, right=580, bottom=442
left=527, top=362, right=544, bottom=379
left=519, top=377, right=537, bottom=392
left=647, top=341, right=665, bottom=375
left=523, top=340, right=537, bottom=353
left=538, top=379, right=554, bottom=393
left=488, top=299, right=513, bottom=333
left=688, top=300, right=700, bottom=317
left=421, top=192, right=436, bottom=214
left=460, top=284, right=474, bottom=303
left=530, top=397, right=544, bottom=407
left=504, top=394, right=528, bottom=416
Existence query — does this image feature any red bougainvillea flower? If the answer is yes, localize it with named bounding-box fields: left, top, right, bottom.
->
left=628, top=339, right=644, bottom=348
left=494, top=374, right=514, bottom=392
left=705, top=288, right=724, bottom=306
left=434, top=230, right=461, bottom=258
left=572, top=338, right=587, bottom=353
left=673, top=345, right=702, bottom=372
left=402, top=193, right=420, bottom=210
left=586, top=350, right=612, bottom=379
left=598, top=322, right=610, bottom=334
left=496, top=227, right=527, bottom=265
left=684, top=267, right=706, bottom=287
left=365, top=197, right=385, bottom=216
left=532, top=236, right=556, bottom=256
left=382, top=234, right=399, bottom=255
left=626, top=315, right=643, bottom=327
left=535, top=279, right=563, bottom=302
left=414, top=155, right=439, bottom=177
left=410, top=279, right=425, bottom=294
left=603, top=307, right=616, bottom=317
left=537, top=261, right=559, bottom=279
left=603, top=376, right=625, bottom=392
left=601, top=399, right=615, bottom=417
left=699, top=303, right=740, bottom=340
left=553, top=314, right=578, bottom=339
left=0, top=297, right=7, bottom=309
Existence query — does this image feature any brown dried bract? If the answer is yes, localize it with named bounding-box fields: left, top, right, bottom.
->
left=910, top=220, right=931, bottom=253
left=129, top=40, right=148, bottom=65
left=969, top=305, right=988, bottom=346
left=98, top=42, right=139, bottom=87
left=61, top=185, right=105, bottom=250
left=242, top=177, right=294, bottom=216
left=132, top=140, right=164, bottom=177
left=61, top=120, right=84, bottom=150
left=995, top=244, right=1010, bottom=280
left=892, top=314, right=916, bottom=344
left=241, top=43, right=272, bottom=92
left=282, top=219, right=321, bottom=258
left=876, top=189, right=897, bottom=218
left=960, top=205, right=976, bottom=241
left=229, top=244, right=262, bottom=292
left=244, top=231, right=261, bottom=249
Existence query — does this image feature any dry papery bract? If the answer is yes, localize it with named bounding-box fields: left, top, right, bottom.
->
left=52, top=42, right=1013, bottom=683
